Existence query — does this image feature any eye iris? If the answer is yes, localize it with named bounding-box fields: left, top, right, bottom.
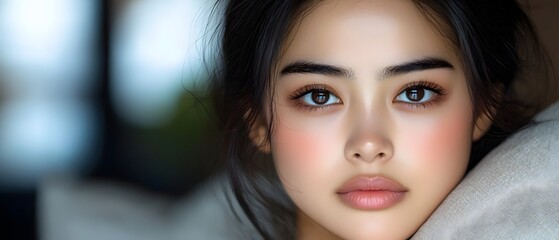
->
left=407, top=87, right=424, bottom=102
left=311, top=90, right=329, bottom=105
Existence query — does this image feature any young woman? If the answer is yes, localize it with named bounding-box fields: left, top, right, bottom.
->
left=209, top=0, right=556, bottom=239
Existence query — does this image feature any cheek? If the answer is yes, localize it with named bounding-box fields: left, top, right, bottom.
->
left=273, top=129, right=320, bottom=165
left=270, top=118, right=341, bottom=188
left=420, top=117, right=470, bottom=160
left=399, top=110, right=473, bottom=178
left=269, top=104, right=345, bottom=173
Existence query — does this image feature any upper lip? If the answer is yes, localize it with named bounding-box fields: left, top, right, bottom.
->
left=336, top=176, right=408, bottom=194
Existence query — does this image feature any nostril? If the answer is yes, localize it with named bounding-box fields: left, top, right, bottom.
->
left=353, top=153, right=361, bottom=159
left=378, top=152, right=385, bottom=158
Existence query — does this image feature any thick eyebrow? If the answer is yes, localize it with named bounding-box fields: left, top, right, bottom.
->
left=381, top=57, right=454, bottom=79
left=280, top=61, right=353, bottom=78
left=280, top=57, right=454, bottom=79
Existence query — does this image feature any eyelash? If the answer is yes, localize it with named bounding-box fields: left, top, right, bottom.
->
left=289, top=84, right=342, bottom=112
left=289, top=81, right=447, bottom=112
left=393, top=81, right=447, bottom=110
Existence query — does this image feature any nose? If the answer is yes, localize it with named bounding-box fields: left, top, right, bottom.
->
left=344, top=121, right=393, bottom=164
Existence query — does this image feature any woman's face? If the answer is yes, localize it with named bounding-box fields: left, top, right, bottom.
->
left=267, top=0, right=483, bottom=239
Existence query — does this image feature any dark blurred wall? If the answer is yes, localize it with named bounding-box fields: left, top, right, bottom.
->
left=0, top=1, right=218, bottom=239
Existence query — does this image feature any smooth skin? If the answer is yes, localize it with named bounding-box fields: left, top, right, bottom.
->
left=253, top=0, right=490, bottom=239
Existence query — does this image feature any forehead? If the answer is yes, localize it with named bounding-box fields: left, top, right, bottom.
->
left=279, top=0, right=458, bottom=70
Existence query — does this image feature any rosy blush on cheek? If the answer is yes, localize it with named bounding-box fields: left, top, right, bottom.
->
left=270, top=118, right=348, bottom=197
left=272, top=124, right=326, bottom=168
left=401, top=112, right=472, bottom=172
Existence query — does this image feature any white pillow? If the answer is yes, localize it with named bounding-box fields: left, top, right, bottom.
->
left=412, top=101, right=559, bottom=239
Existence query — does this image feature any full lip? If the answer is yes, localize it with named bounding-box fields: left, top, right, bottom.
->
left=336, top=175, right=408, bottom=210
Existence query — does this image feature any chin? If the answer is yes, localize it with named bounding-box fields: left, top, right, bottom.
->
left=332, top=225, right=414, bottom=240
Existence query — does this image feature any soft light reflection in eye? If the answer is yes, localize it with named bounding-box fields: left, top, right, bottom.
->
left=395, top=87, right=436, bottom=103
left=301, top=90, right=341, bottom=106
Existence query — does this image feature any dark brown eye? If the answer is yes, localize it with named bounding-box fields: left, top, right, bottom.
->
left=311, top=90, right=330, bottom=105
left=406, top=87, right=425, bottom=102
left=297, top=87, right=341, bottom=107
left=394, top=81, right=445, bottom=108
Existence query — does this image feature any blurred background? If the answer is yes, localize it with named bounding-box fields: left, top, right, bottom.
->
left=0, top=0, right=221, bottom=239
left=0, top=0, right=557, bottom=240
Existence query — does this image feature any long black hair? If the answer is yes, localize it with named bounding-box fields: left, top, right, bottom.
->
left=208, top=0, right=557, bottom=239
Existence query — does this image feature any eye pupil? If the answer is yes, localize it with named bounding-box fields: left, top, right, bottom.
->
left=312, top=90, right=330, bottom=105
left=407, top=87, right=424, bottom=102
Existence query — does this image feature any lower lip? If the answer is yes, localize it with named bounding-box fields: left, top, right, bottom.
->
left=337, top=191, right=406, bottom=210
